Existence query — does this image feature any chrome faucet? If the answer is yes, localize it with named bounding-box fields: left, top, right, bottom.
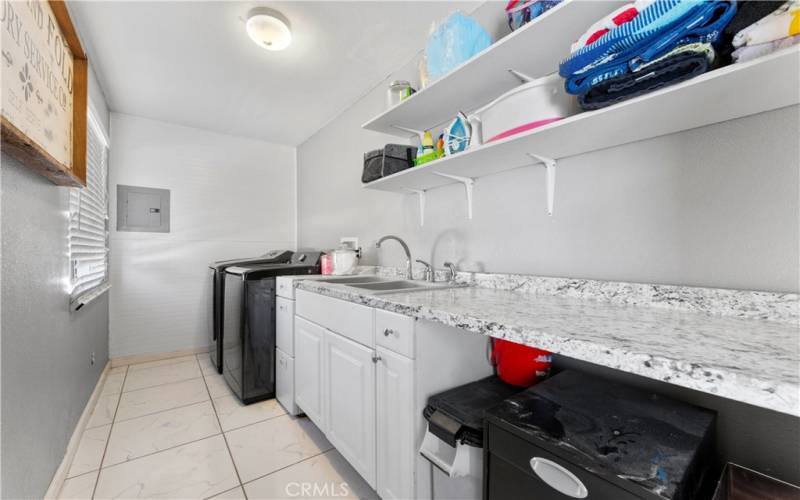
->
left=376, top=235, right=412, bottom=279
left=443, top=261, right=457, bottom=283
left=415, top=259, right=434, bottom=282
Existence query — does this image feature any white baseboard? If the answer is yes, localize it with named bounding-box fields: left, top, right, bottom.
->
left=110, top=346, right=209, bottom=368
left=44, top=362, right=111, bottom=500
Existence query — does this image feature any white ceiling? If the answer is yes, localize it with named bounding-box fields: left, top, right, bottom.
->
left=70, top=1, right=479, bottom=146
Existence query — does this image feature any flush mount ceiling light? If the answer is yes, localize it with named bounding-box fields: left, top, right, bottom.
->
left=246, top=7, right=291, bottom=51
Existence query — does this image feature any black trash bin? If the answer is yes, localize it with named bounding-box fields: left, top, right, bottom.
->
left=420, top=376, right=521, bottom=499
left=484, top=370, right=717, bottom=500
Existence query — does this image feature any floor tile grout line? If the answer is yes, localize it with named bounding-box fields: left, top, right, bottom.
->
left=121, top=373, right=204, bottom=394
left=118, top=357, right=204, bottom=394
left=195, top=355, right=336, bottom=495
left=83, top=354, right=312, bottom=498
left=238, top=447, right=335, bottom=489
left=127, top=357, right=200, bottom=372
left=73, top=430, right=333, bottom=499
left=86, top=359, right=222, bottom=483
left=218, top=411, right=288, bottom=434
left=80, top=357, right=208, bottom=497
left=89, top=367, right=241, bottom=428
left=98, top=372, right=126, bottom=398
left=111, top=396, right=212, bottom=426
left=90, top=364, right=128, bottom=500
left=64, top=469, right=98, bottom=481
left=126, top=355, right=201, bottom=373
left=108, top=355, right=208, bottom=398
left=120, top=368, right=205, bottom=395
left=199, top=355, right=249, bottom=500
left=120, top=376, right=204, bottom=395
left=98, top=430, right=224, bottom=472
left=60, top=468, right=99, bottom=497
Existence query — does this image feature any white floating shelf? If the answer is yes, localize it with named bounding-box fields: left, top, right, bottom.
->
left=364, top=47, right=800, bottom=199
left=362, top=0, right=626, bottom=136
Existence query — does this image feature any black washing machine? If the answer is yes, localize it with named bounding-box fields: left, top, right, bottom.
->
left=208, top=250, right=293, bottom=374
left=222, top=252, right=321, bottom=404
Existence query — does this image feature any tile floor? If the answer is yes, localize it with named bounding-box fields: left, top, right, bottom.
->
left=58, top=354, right=378, bottom=499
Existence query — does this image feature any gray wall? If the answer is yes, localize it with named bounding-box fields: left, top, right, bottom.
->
left=1, top=66, right=110, bottom=499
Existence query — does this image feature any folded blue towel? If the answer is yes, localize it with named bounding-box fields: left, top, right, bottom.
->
left=562, top=0, right=699, bottom=76
left=560, top=0, right=736, bottom=95
left=578, top=48, right=714, bottom=109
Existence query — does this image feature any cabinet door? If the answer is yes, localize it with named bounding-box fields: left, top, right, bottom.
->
left=275, top=347, right=299, bottom=416
left=294, top=317, right=326, bottom=429
left=376, top=347, right=415, bottom=500
left=276, top=296, right=294, bottom=355
left=325, top=330, right=376, bottom=488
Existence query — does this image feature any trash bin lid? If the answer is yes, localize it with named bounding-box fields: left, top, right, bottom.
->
left=486, top=370, right=717, bottom=499
left=424, top=376, right=521, bottom=447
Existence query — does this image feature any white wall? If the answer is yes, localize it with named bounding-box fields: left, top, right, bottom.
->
left=296, top=13, right=799, bottom=293
left=108, top=113, right=296, bottom=358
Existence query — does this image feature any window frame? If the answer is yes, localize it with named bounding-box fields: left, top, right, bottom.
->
left=69, top=102, right=110, bottom=312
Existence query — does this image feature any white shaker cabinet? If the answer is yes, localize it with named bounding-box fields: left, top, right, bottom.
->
left=376, top=346, right=415, bottom=500
left=295, top=290, right=492, bottom=500
left=325, top=330, right=377, bottom=488
left=294, top=316, right=326, bottom=428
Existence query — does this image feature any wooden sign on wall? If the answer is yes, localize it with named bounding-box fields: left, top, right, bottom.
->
left=1, top=0, right=87, bottom=187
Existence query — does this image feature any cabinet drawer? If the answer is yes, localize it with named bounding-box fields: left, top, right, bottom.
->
left=276, top=296, right=294, bottom=355
left=276, top=277, right=294, bottom=299
left=487, top=423, right=644, bottom=500
left=375, top=309, right=415, bottom=358
left=296, top=289, right=374, bottom=347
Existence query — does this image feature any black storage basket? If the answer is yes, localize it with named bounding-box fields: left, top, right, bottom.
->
left=362, top=144, right=417, bottom=184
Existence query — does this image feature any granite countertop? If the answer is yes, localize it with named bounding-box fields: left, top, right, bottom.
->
left=296, top=279, right=800, bottom=417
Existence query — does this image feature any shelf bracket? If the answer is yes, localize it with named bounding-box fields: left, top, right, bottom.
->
left=404, top=188, right=426, bottom=226
left=508, top=68, right=536, bottom=84
left=527, top=153, right=557, bottom=216
left=433, top=173, right=475, bottom=219
left=391, top=124, right=425, bottom=139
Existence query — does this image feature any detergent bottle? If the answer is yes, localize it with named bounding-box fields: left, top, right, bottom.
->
left=415, top=130, right=436, bottom=164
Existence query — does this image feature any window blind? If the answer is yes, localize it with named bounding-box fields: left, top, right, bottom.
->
left=69, top=111, right=109, bottom=308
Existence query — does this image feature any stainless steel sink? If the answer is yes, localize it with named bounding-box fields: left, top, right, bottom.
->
left=314, top=276, right=387, bottom=284
left=346, top=280, right=459, bottom=294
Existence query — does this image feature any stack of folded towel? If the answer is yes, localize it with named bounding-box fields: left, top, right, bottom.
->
left=559, top=0, right=737, bottom=110
left=730, top=0, right=799, bottom=63
left=716, top=1, right=786, bottom=63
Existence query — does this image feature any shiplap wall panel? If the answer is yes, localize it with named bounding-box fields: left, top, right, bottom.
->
left=108, top=113, right=296, bottom=358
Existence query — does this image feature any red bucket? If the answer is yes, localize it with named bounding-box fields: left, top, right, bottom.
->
left=491, top=339, right=552, bottom=388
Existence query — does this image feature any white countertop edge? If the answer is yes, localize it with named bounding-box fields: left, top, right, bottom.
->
left=295, top=280, right=799, bottom=418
